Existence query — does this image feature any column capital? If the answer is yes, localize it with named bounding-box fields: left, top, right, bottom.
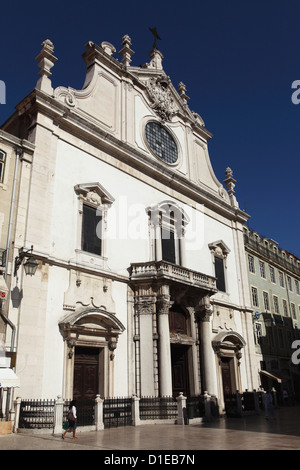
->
left=156, top=294, right=172, bottom=315
left=134, top=295, right=156, bottom=315
left=195, top=295, right=213, bottom=322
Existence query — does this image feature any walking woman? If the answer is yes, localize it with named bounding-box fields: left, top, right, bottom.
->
left=62, top=400, right=78, bottom=439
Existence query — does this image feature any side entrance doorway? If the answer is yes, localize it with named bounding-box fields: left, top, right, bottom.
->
left=221, top=357, right=234, bottom=396
left=73, top=346, right=101, bottom=400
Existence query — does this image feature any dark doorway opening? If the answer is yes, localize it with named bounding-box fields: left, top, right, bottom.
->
left=221, top=357, right=233, bottom=396
left=73, top=346, right=100, bottom=400
left=171, top=344, right=190, bottom=397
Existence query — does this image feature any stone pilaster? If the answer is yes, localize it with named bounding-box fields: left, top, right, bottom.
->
left=134, top=295, right=156, bottom=396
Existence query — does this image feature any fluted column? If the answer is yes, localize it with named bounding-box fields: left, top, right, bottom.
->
left=157, top=293, right=173, bottom=397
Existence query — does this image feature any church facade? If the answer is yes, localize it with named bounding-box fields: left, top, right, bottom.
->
left=1, top=35, right=258, bottom=412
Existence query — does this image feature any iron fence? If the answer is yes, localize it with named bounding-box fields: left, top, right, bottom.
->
left=186, top=395, right=205, bottom=419
left=139, top=396, right=177, bottom=421
left=103, top=397, right=132, bottom=428
left=64, top=399, right=95, bottom=426
left=224, top=394, right=240, bottom=417
left=242, top=391, right=256, bottom=412
left=19, top=399, right=55, bottom=429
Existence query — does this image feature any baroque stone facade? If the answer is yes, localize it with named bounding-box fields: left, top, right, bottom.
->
left=0, top=36, right=258, bottom=413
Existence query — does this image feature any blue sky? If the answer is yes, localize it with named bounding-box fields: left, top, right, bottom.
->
left=1, top=0, right=299, bottom=257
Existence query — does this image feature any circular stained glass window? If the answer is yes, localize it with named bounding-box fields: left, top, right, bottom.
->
left=145, top=121, right=178, bottom=164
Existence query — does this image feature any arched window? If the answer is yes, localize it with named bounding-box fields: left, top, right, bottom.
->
left=147, top=201, right=190, bottom=266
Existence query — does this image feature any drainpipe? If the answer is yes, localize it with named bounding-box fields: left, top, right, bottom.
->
left=1, top=147, right=21, bottom=352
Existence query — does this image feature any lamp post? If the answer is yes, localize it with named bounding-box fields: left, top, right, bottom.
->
left=14, top=246, right=38, bottom=277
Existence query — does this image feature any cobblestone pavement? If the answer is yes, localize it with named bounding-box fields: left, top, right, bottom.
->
left=1, top=405, right=300, bottom=452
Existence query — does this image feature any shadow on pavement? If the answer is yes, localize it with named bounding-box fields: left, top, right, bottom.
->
left=200, top=405, right=300, bottom=437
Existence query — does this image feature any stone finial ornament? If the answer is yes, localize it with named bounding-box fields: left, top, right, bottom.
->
left=119, top=35, right=134, bottom=66
left=223, top=167, right=236, bottom=195
left=223, top=167, right=239, bottom=208
left=178, top=82, right=190, bottom=104
left=35, top=39, right=58, bottom=94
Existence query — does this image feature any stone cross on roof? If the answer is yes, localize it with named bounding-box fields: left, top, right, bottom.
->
left=149, top=27, right=162, bottom=50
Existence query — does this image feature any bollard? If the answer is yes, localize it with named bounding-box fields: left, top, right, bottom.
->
left=13, top=396, right=21, bottom=433
left=53, top=395, right=64, bottom=435
left=95, top=394, right=104, bottom=430
left=176, top=392, right=187, bottom=425
left=132, top=395, right=140, bottom=426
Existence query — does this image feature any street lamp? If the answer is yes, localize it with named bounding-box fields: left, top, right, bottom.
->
left=14, top=246, right=38, bottom=277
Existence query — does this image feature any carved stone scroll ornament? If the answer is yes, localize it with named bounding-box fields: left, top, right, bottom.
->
left=146, top=76, right=179, bottom=121
left=54, top=88, right=77, bottom=108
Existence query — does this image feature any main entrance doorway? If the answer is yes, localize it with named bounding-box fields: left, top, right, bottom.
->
left=171, top=344, right=190, bottom=397
left=73, top=346, right=100, bottom=400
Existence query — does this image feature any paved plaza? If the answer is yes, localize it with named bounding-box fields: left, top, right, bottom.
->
left=1, top=405, right=300, bottom=452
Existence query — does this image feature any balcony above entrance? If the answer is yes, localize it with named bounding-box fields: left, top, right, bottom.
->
left=130, top=261, right=217, bottom=294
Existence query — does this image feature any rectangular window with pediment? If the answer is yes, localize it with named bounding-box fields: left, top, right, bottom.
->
left=81, top=204, right=102, bottom=256
left=75, top=182, right=114, bottom=263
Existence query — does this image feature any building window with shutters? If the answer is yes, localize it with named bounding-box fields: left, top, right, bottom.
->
left=259, top=261, right=266, bottom=279
left=251, top=287, right=259, bottom=307
left=248, top=255, right=255, bottom=273
left=263, top=291, right=270, bottom=311
left=283, top=299, right=288, bottom=317
left=279, top=271, right=284, bottom=287
left=273, top=295, right=280, bottom=314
